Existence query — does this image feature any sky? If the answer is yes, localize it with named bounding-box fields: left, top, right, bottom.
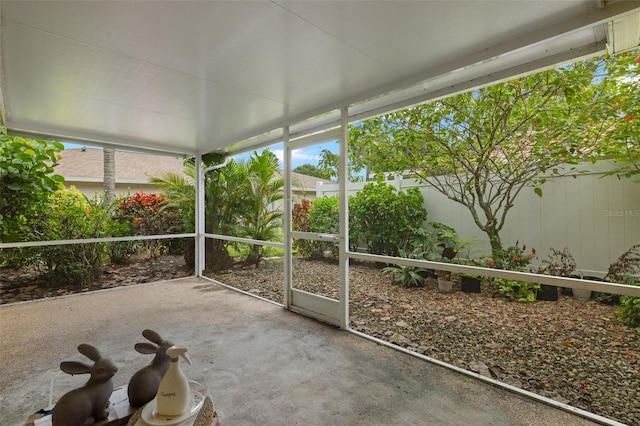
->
left=63, top=141, right=339, bottom=170
left=230, top=140, right=340, bottom=170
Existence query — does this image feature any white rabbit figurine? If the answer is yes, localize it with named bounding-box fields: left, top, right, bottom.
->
left=127, top=329, right=174, bottom=407
left=51, top=344, right=118, bottom=426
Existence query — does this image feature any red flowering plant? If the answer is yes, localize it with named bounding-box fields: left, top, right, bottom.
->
left=486, top=242, right=539, bottom=302
left=113, top=192, right=181, bottom=265
left=486, top=241, right=536, bottom=271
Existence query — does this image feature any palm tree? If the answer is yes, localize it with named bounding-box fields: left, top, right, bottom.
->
left=151, top=150, right=284, bottom=270
left=103, top=148, right=116, bottom=210
left=150, top=157, right=245, bottom=271
left=239, top=150, right=284, bottom=267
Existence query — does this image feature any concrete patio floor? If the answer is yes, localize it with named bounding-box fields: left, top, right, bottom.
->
left=0, top=277, right=601, bottom=426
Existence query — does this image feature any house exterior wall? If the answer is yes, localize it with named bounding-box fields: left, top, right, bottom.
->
left=316, top=161, right=640, bottom=277
left=63, top=180, right=163, bottom=200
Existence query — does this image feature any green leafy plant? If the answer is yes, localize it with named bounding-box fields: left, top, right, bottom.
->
left=349, top=181, right=427, bottom=256
left=619, top=288, right=640, bottom=333
left=349, top=53, right=640, bottom=259
left=308, top=195, right=340, bottom=258
left=237, top=150, right=284, bottom=267
left=382, top=248, right=428, bottom=288
left=486, top=242, right=536, bottom=270
left=104, top=196, right=140, bottom=264
left=486, top=242, right=538, bottom=302
left=606, top=245, right=640, bottom=329
left=31, top=187, right=108, bottom=286
left=0, top=134, right=64, bottom=242
left=494, top=278, right=540, bottom=302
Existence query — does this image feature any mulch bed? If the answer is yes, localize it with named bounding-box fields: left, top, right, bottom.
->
left=3, top=255, right=639, bottom=424
left=0, top=254, right=192, bottom=304
left=209, top=257, right=640, bottom=426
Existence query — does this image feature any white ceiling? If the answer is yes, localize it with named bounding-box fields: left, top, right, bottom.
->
left=1, top=1, right=639, bottom=156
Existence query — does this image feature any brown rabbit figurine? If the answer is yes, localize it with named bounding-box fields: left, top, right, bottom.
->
left=51, top=344, right=118, bottom=426
left=127, top=329, right=174, bottom=407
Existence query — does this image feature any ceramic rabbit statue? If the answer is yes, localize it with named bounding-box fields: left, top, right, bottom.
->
left=51, top=344, right=118, bottom=426
left=127, top=329, right=174, bottom=407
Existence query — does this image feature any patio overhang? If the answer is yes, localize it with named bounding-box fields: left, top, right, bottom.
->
left=1, top=1, right=639, bottom=156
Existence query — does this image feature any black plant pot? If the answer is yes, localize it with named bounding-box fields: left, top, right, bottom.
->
left=537, top=284, right=558, bottom=301
left=461, top=276, right=481, bottom=293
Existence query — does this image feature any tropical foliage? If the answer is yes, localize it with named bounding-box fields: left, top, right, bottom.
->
left=31, top=187, right=108, bottom=286
left=381, top=248, right=428, bottom=288
left=308, top=195, right=340, bottom=258
left=238, top=150, right=284, bottom=267
left=0, top=134, right=64, bottom=242
left=348, top=52, right=640, bottom=259
left=349, top=181, right=427, bottom=257
left=151, top=150, right=284, bottom=270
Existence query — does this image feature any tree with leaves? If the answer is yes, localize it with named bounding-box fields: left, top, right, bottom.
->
left=293, top=163, right=333, bottom=180
left=349, top=52, right=639, bottom=260
left=591, top=55, right=640, bottom=180
left=238, top=149, right=284, bottom=267
left=0, top=134, right=64, bottom=242
left=151, top=150, right=284, bottom=270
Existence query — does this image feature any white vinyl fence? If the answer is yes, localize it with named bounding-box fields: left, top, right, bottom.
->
left=316, top=161, right=640, bottom=277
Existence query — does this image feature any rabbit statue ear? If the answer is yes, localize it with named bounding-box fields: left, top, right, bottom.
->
left=78, top=344, right=102, bottom=361
left=134, top=343, right=159, bottom=354
left=60, top=361, right=92, bottom=375
left=142, top=329, right=163, bottom=345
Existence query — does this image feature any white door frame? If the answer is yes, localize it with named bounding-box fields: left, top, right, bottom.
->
left=283, top=111, right=349, bottom=328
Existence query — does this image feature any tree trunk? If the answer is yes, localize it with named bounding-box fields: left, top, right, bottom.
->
left=486, top=228, right=504, bottom=264
left=204, top=238, right=233, bottom=272
left=103, top=148, right=116, bottom=210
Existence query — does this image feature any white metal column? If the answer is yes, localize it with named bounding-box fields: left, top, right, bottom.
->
left=338, top=106, right=349, bottom=330
left=283, top=126, right=292, bottom=309
left=195, top=155, right=205, bottom=276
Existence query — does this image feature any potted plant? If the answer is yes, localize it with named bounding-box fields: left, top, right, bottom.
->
left=535, top=247, right=577, bottom=301
left=457, top=238, right=483, bottom=293
left=486, top=242, right=539, bottom=302
left=435, top=269, right=454, bottom=293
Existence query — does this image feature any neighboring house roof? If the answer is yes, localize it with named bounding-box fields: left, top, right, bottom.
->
left=56, top=147, right=187, bottom=184
left=56, top=147, right=331, bottom=193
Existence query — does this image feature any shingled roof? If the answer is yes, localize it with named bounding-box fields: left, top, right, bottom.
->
left=56, top=147, right=331, bottom=194
left=56, top=147, right=186, bottom=183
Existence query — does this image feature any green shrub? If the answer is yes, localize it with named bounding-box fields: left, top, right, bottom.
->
left=0, top=134, right=64, bottom=242
left=31, top=187, right=108, bottom=286
left=309, top=195, right=340, bottom=258
left=104, top=206, right=140, bottom=264
left=619, top=291, right=640, bottom=332
left=0, top=247, right=38, bottom=269
left=349, top=182, right=427, bottom=256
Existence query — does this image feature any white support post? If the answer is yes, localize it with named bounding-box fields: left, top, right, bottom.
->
left=283, top=127, right=292, bottom=309
left=195, top=155, right=205, bottom=276
left=339, top=107, right=349, bottom=330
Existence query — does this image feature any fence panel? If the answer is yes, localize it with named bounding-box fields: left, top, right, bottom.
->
left=316, top=161, right=640, bottom=276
